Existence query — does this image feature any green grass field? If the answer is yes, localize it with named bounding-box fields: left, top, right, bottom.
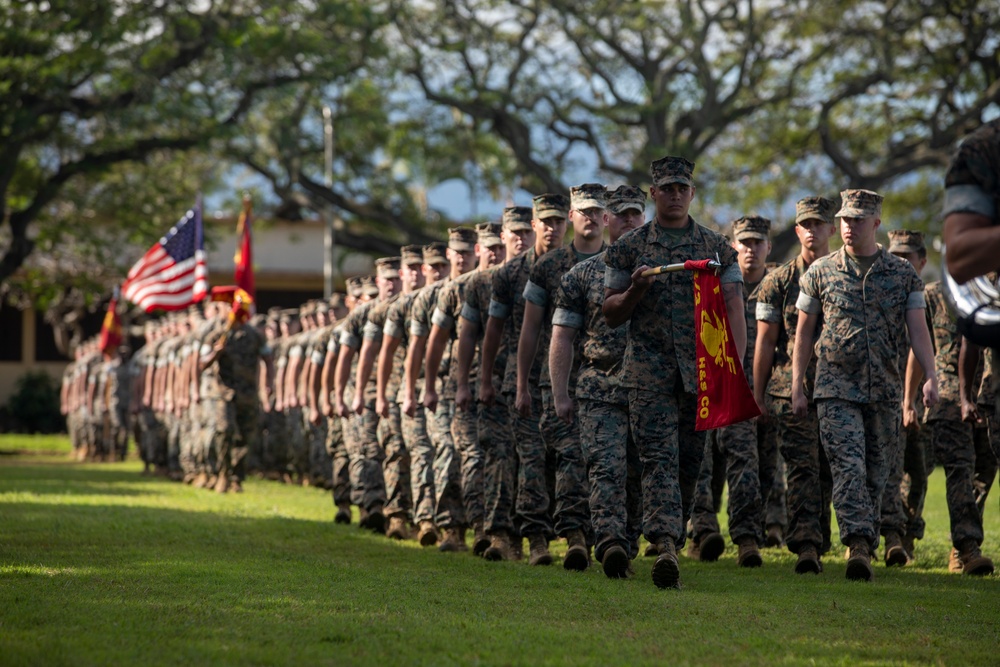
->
left=2, top=437, right=999, bottom=666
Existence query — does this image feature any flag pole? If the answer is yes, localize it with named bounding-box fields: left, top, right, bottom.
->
left=322, top=105, right=336, bottom=299
left=641, top=253, right=722, bottom=277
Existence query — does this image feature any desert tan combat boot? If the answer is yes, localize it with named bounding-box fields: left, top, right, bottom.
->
left=883, top=531, right=908, bottom=567
left=563, top=529, right=590, bottom=571
left=386, top=515, right=408, bottom=540
left=439, top=527, right=469, bottom=552
left=471, top=521, right=490, bottom=557
left=958, top=539, right=995, bottom=576
left=794, top=544, right=822, bottom=575
left=845, top=538, right=874, bottom=582
left=527, top=534, right=552, bottom=566
left=948, top=547, right=963, bottom=573
left=736, top=538, right=763, bottom=568
left=651, top=539, right=680, bottom=589
left=334, top=503, right=352, bottom=525
left=483, top=532, right=513, bottom=562
left=417, top=521, right=439, bottom=547
left=698, top=532, right=726, bottom=562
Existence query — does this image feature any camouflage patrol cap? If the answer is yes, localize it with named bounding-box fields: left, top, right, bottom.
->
left=400, top=244, right=423, bottom=266
left=329, top=292, right=346, bottom=310
left=422, top=241, right=449, bottom=265
left=359, top=275, right=379, bottom=297
left=650, top=156, right=695, bottom=188
left=476, top=222, right=503, bottom=247
left=795, top=196, right=837, bottom=225
left=836, top=189, right=883, bottom=218
left=279, top=308, right=298, bottom=325
left=375, top=256, right=401, bottom=279
left=570, top=183, right=607, bottom=211
left=502, top=206, right=533, bottom=231
left=887, top=229, right=925, bottom=255
left=300, top=301, right=316, bottom=316
left=532, top=193, right=570, bottom=220
left=346, top=276, right=364, bottom=299
left=607, top=185, right=646, bottom=214
left=314, top=300, right=330, bottom=315
left=250, top=314, right=266, bottom=328
left=732, top=215, right=772, bottom=242
left=448, top=226, right=478, bottom=252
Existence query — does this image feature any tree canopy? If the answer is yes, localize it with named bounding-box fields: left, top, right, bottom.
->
left=3, top=0, right=999, bottom=342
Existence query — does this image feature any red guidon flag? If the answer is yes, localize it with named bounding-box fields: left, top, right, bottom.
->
left=98, top=296, right=122, bottom=356
left=687, top=259, right=761, bottom=431
left=234, top=197, right=255, bottom=300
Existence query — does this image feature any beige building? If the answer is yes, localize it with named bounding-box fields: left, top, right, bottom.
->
left=0, top=217, right=372, bottom=405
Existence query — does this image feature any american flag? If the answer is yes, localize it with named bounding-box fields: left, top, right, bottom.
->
left=121, top=202, right=209, bottom=312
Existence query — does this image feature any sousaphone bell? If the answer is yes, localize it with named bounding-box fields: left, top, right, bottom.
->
left=942, top=247, right=1000, bottom=347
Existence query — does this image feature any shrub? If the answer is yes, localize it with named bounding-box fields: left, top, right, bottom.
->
left=5, top=371, right=65, bottom=434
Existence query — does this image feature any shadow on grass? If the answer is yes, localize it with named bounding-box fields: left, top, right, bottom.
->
left=2, top=463, right=1000, bottom=666
left=0, top=464, right=158, bottom=496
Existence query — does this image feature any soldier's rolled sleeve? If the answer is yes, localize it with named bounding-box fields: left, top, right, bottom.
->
left=431, top=307, right=454, bottom=330
left=796, top=292, right=821, bottom=315
left=289, top=345, right=303, bottom=358
left=488, top=299, right=510, bottom=319
left=362, top=321, right=383, bottom=342
left=522, top=279, right=548, bottom=307
left=339, top=330, right=361, bottom=350
left=942, top=184, right=996, bottom=219
left=756, top=302, right=781, bottom=323
left=906, top=291, right=927, bottom=310
left=409, top=320, right=429, bottom=338
left=552, top=307, right=584, bottom=330
left=383, top=320, right=404, bottom=340
left=199, top=343, right=212, bottom=358
left=310, top=350, right=324, bottom=365
left=720, top=262, right=744, bottom=284
left=460, top=303, right=480, bottom=323
left=604, top=266, right=631, bottom=291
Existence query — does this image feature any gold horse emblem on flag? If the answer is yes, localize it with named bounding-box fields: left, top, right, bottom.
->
left=700, top=310, right=737, bottom=374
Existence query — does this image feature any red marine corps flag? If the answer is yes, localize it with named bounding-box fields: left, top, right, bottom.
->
left=98, top=291, right=122, bottom=357
left=234, top=194, right=255, bottom=300
left=688, top=258, right=761, bottom=430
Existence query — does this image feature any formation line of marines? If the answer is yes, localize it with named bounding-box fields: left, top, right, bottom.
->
left=63, top=144, right=1000, bottom=587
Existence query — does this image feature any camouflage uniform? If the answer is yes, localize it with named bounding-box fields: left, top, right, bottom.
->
left=284, top=329, right=310, bottom=481
left=923, top=281, right=988, bottom=548
left=690, top=266, right=777, bottom=547
left=524, top=244, right=599, bottom=539
left=492, top=247, right=558, bottom=538
left=797, top=244, right=924, bottom=549
left=388, top=290, right=436, bottom=524
left=554, top=252, right=642, bottom=561
left=973, top=350, right=999, bottom=514
left=303, top=325, right=334, bottom=486
left=340, top=299, right=387, bottom=514
left=412, top=282, right=465, bottom=529
left=324, top=322, right=351, bottom=507
left=202, top=320, right=268, bottom=482
left=146, top=340, right=170, bottom=469
left=605, top=219, right=742, bottom=548
left=433, top=270, right=484, bottom=530
left=364, top=295, right=412, bottom=521
left=463, top=266, right=518, bottom=536
left=264, top=335, right=290, bottom=477
left=757, top=253, right=834, bottom=555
